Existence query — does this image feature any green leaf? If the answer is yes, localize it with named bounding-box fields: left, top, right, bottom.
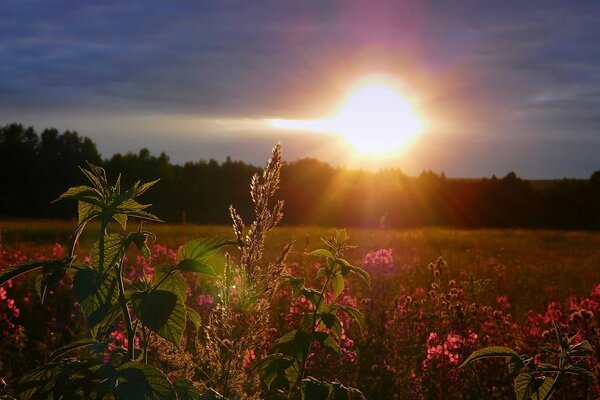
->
left=186, top=306, right=201, bottom=331
left=314, top=332, right=342, bottom=357
left=91, top=233, right=128, bottom=270
left=115, top=361, right=177, bottom=399
left=320, top=312, right=343, bottom=339
left=281, top=275, right=305, bottom=295
left=569, top=340, right=593, bottom=356
left=49, top=339, right=99, bottom=362
left=307, top=248, right=335, bottom=260
left=35, top=261, right=69, bottom=304
left=72, top=267, right=120, bottom=337
left=331, top=381, right=368, bottom=400
left=299, top=287, right=323, bottom=306
left=565, top=363, right=596, bottom=379
left=335, top=305, right=365, bottom=332
left=0, top=258, right=67, bottom=287
left=78, top=201, right=101, bottom=225
left=253, top=353, right=295, bottom=391
left=460, top=346, right=520, bottom=368
left=136, top=290, right=186, bottom=346
left=331, top=273, right=345, bottom=300
left=514, top=373, right=554, bottom=400
left=173, top=378, right=204, bottom=400
left=178, top=237, right=236, bottom=263
left=153, top=267, right=187, bottom=302
left=175, top=259, right=217, bottom=277
left=113, top=213, right=128, bottom=229
left=300, top=377, right=331, bottom=400
left=54, top=185, right=99, bottom=202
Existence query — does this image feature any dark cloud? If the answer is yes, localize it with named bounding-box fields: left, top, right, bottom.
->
left=1, top=0, right=600, bottom=177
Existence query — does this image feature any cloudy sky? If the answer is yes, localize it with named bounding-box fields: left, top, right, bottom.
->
left=2, top=1, right=600, bottom=178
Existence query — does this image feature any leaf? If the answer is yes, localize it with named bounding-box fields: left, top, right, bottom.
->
left=178, top=237, right=236, bottom=263
left=175, top=259, right=217, bottom=277
left=0, top=258, right=67, bottom=287
left=320, top=312, right=343, bottom=339
left=253, top=353, right=295, bottom=391
left=49, top=339, right=99, bottom=362
left=53, top=185, right=99, bottom=202
left=569, top=340, right=593, bottom=356
left=35, top=262, right=69, bottom=304
left=299, top=287, right=323, bottom=307
left=331, top=381, right=368, bottom=400
left=78, top=201, right=101, bottom=225
left=514, top=373, right=554, bottom=400
left=307, top=248, right=335, bottom=260
left=335, top=305, right=366, bottom=332
left=173, top=378, right=204, bottom=400
left=136, top=290, right=186, bottom=346
left=115, top=361, right=177, bottom=400
left=153, top=267, right=187, bottom=302
left=133, top=179, right=160, bottom=197
left=460, top=346, right=520, bottom=368
left=300, top=377, right=331, bottom=400
left=72, top=267, right=120, bottom=337
left=186, top=306, right=201, bottom=331
left=565, top=363, right=596, bottom=379
left=331, top=273, right=345, bottom=300
left=314, top=331, right=342, bottom=357
left=113, top=213, right=128, bottom=230
left=91, top=233, right=128, bottom=270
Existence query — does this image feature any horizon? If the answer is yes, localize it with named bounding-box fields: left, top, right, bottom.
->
left=2, top=1, right=600, bottom=178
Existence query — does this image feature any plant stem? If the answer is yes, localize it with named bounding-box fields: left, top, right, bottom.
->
left=297, top=269, right=334, bottom=385
left=116, top=259, right=135, bottom=360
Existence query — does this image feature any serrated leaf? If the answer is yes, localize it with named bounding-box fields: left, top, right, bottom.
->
left=331, top=273, right=344, bottom=300
left=186, top=306, right=201, bottom=331
left=565, top=363, right=596, bottom=379
left=301, top=377, right=331, bottom=400
left=173, top=378, right=204, bottom=400
left=54, top=185, right=99, bottom=202
left=136, top=290, right=186, bottom=346
left=335, top=305, right=365, bottom=332
left=91, top=233, right=127, bottom=270
left=314, top=331, right=341, bottom=357
left=113, top=213, right=128, bottom=229
left=320, top=312, right=343, bottom=339
left=175, top=259, right=217, bottom=277
left=115, top=361, right=176, bottom=399
left=0, top=258, right=67, bottom=287
left=153, top=267, right=187, bottom=302
left=514, top=373, right=554, bottom=400
left=49, top=339, right=99, bottom=362
left=73, top=267, right=120, bottom=337
left=78, top=201, right=101, bottom=225
left=460, top=346, right=519, bottom=368
left=178, top=237, right=236, bottom=263
left=307, top=248, right=335, bottom=260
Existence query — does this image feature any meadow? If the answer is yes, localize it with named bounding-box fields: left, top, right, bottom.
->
left=2, top=218, right=600, bottom=398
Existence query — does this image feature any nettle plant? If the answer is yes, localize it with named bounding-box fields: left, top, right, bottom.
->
left=255, top=230, right=370, bottom=399
left=461, top=322, right=595, bottom=400
left=0, top=161, right=234, bottom=399
left=0, top=145, right=369, bottom=400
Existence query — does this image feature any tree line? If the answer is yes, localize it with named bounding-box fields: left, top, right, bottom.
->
left=1, top=123, right=599, bottom=229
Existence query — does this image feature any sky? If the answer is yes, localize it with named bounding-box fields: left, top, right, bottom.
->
left=2, top=1, right=600, bottom=178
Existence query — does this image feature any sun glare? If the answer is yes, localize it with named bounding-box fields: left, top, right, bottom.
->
left=269, top=76, right=424, bottom=155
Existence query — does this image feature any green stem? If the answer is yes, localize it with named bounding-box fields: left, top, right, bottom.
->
left=98, top=220, right=107, bottom=271
left=116, top=259, right=135, bottom=360
left=297, top=268, right=334, bottom=387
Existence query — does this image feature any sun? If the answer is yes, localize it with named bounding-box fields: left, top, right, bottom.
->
left=330, top=82, right=423, bottom=154
left=269, top=76, right=424, bottom=155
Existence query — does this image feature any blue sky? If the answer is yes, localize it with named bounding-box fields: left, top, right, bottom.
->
left=2, top=1, right=600, bottom=178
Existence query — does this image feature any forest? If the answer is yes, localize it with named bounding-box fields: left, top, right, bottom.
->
left=2, top=122, right=600, bottom=229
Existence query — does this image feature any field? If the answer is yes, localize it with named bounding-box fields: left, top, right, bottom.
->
left=2, top=220, right=600, bottom=398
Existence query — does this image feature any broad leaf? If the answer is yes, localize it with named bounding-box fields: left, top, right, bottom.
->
left=307, top=248, right=335, bottom=260
left=49, top=339, right=99, bottom=362
left=331, top=273, right=345, bottom=300
left=460, top=346, right=519, bottom=368
left=115, top=362, right=176, bottom=400
left=136, top=290, right=186, bottom=346
left=91, top=233, right=128, bottom=270
left=335, top=305, right=365, bottom=332
left=514, top=373, right=554, bottom=400
left=0, top=258, right=67, bottom=287
left=178, top=237, right=236, bottom=263
left=153, top=267, right=187, bottom=302
left=73, top=267, right=120, bottom=337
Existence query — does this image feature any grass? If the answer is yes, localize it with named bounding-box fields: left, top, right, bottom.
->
left=2, top=219, right=600, bottom=317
